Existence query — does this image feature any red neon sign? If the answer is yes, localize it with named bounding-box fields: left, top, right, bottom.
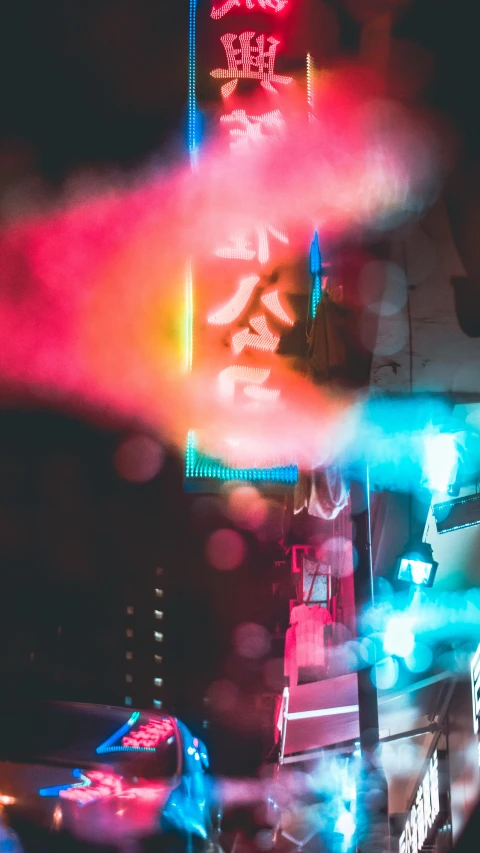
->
left=122, top=717, right=175, bottom=750
left=211, top=32, right=292, bottom=97
left=220, top=109, right=285, bottom=153
left=60, top=772, right=122, bottom=805
left=211, top=0, right=289, bottom=20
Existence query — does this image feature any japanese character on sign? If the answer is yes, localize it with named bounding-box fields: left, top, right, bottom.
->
left=211, top=32, right=292, bottom=98
left=400, top=752, right=440, bottom=853
left=211, top=0, right=289, bottom=19
left=215, top=223, right=288, bottom=264
left=218, top=365, right=280, bottom=402
left=410, top=804, right=418, bottom=853
left=416, top=787, right=425, bottom=850
left=220, top=109, right=285, bottom=153
left=430, top=752, right=440, bottom=818
left=207, top=274, right=294, bottom=328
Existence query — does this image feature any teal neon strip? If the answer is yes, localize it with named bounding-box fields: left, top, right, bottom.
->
left=185, top=431, right=298, bottom=484
left=96, top=711, right=140, bottom=755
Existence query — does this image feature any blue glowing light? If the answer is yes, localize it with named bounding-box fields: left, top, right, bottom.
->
left=372, top=656, right=399, bottom=691
left=404, top=642, right=433, bottom=674
left=185, top=430, right=298, bottom=485
left=188, top=0, right=198, bottom=163
left=423, top=433, right=459, bottom=494
left=335, top=809, right=356, bottom=843
left=39, top=769, right=90, bottom=798
left=383, top=615, right=415, bottom=659
left=397, top=556, right=435, bottom=586
left=309, top=231, right=322, bottom=318
left=96, top=711, right=141, bottom=755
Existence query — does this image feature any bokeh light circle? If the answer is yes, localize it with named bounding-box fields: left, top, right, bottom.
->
left=234, top=622, right=271, bottom=659
left=206, top=679, right=239, bottom=713
left=404, top=642, right=433, bottom=673
left=359, top=261, right=407, bottom=316
left=372, top=656, right=399, bottom=690
left=226, top=485, right=268, bottom=531
left=114, top=434, right=164, bottom=483
left=205, top=528, right=246, bottom=571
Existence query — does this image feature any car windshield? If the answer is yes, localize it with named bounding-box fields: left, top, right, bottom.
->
left=0, top=702, right=178, bottom=779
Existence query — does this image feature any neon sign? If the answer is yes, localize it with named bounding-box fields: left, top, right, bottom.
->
left=220, top=110, right=285, bottom=153
left=399, top=752, right=441, bottom=853
left=212, top=0, right=289, bottom=19
left=211, top=32, right=292, bottom=97
left=471, top=644, right=480, bottom=735
left=60, top=771, right=122, bottom=806
left=186, top=0, right=310, bottom=486
left=122, top=718, right=175, bottom=750
left=96, top=712, right=175, bottom=755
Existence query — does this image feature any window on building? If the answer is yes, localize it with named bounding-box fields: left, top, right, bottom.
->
left=126, top=674, right=133, bottom=683
left=155, top=589, right=164, bottom=598
left=154, top=678, right=163, bottom=687
left=154, top=655, right=163, bottom=664
left=126, top=629, right=134, bottom=638
left=153, top=700, right=162, bottom=710
left=126, top=651, right=133, bottom=660
left=154, top=632, right=164, bottom=642
left=154, top=610, right=164, bottom=620
left=126, top=606, right=134, bottom=615
left=125, top=697, right=133, bottom=707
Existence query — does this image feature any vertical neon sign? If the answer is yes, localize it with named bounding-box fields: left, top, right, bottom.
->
left=186, top=0, right=314, bottom=486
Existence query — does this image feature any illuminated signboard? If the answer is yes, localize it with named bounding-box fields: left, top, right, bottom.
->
left=399, top=751, right=441, bottom=853
left=471, top=644, right=480, bottom=736
left=185, top=0, right=316, bottom=487
left=96, top=712, right=175, bottom=755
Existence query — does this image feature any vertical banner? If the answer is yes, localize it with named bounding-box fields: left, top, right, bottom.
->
left=185, top=0, right=321, bottom=488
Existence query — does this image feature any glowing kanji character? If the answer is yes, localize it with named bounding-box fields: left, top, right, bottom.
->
left=261, top=290, right=294, bottom=325
left=232, top=314, right=280, bottom=354
left=410, top=805, right=417, bottom=853
left=208, top=275, right=260, bottom=325
left=208, top=276, right=294, bottom=328
left=218, top=365, right=280, bottom=401
left=216, top=223, right=288, bottom=264
left=211, top=32, right=292, bottom=98
left=423, top=772, right=432, bottom=833
left=430, top=752, right=440, bottom=818
left=416, top=788, right=425, bottom=850
left=211, top=0, right=288, bottom=18
left=220, top=110, right=285, bottom=153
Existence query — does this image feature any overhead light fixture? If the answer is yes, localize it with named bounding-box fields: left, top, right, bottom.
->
left=395, top=541, right=438, bottom=587
left=433, top=493, right=480, bottom=534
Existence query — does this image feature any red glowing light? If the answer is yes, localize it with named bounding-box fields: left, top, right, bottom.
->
left=208, top=275, right=260, bottom=325
left=122, top=718, right=175, bottom=750
left=211, top=32, right=292, bottom=98
left=60, top=772, right=123, bottom=805
left=211, top=0, right=288, bottom=18
left=218, top=365, right=279, bottom=401
left=232, top=314, right=280, bottom=354
left=220, top=110, right=285, bottom=153
left=260, top=290, right=294, bottom=325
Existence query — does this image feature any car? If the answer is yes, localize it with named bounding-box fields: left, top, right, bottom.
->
left=0, top=700, right=210, bottom=852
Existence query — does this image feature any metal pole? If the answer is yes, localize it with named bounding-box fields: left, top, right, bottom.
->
left=351, top=468, right=389, bottom=853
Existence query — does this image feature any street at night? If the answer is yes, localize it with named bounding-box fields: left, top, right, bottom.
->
left=1, top=2, right=480, bottom=852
